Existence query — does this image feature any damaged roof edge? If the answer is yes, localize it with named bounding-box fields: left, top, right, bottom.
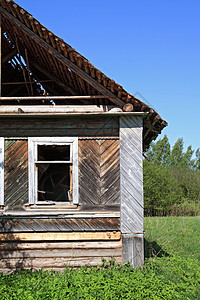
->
left=0, top=0, right=168, bottom=149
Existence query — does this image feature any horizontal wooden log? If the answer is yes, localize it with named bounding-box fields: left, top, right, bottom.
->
left=0, top=247, right=122, bottom=258
left=0, top=256, right=122, bottom=269
left=0, top=96, right=111, bottom=101
left=0, top=232, right=121, bottom=241
left=0, top=240, right=122, bottom=250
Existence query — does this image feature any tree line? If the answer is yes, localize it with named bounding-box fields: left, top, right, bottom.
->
left=143, top=135, right=200, bottom=216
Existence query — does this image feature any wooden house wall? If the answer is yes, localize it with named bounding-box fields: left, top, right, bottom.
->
left=0, top=116, right=120, bottom=234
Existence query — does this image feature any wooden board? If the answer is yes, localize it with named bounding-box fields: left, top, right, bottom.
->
left=122, top=233, right=144, bottom=268
left=0, top=231, right=121, bottom=241
left=0, top=217, right=120, bottom=232
left=120, top=116, right=143, bottom=233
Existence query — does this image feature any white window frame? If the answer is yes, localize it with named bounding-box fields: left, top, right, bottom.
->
left=28, top=137, right=79, bottom=206
left=0, top=138, right=4, bottom=206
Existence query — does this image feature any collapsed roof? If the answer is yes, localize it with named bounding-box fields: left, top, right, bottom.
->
left=0, top=0, right=167, bottom=150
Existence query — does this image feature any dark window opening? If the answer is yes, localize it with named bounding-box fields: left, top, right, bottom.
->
left=37, top=164, right=71, bottom=202
left=38, top=145, right=71, bottom=161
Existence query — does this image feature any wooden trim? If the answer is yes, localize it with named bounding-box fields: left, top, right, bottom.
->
left=28, top=137, right=35, bottom=205
left=0, top=138, right=4, bottom=206
left=120, top=116, right=144, bottom=233
left=0, top=231, right=121, bottom=241
left=0, top=212, right=120, bottom=217
left=120, top=116, right=144, bottom=267
left=28, top=137, right=79, bottom=205
left=0, top=7, right=124, bottom=107
left=0, top=13, right=1, bottom=98
left=72, top=137, right=79, bottom=204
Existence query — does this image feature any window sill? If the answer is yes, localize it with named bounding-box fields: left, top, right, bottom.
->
left=25, top=204, right=79, bottom=210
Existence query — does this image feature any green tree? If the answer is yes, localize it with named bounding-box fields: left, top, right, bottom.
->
left=146, top=135, right=171, bottom=166
left=144, top=135, right=200, bottom=216
left=143, top=160, right=182, bottom=216
left=170, top=138, right=184, bottom=167
left=194, top=149, right=200, bottom=171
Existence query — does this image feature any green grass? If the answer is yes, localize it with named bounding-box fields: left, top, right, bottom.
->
left=144, top=216, right=200, bottom=261
left=0, top=217, right=200, bottom=299
left=0, top=257, right=199, bottom=299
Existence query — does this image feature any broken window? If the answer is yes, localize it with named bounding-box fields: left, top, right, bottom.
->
left=28, top=137, right=79, bottom=206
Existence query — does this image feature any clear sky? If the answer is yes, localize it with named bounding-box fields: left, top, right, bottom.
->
left=16, top=0, right=200, bottom=152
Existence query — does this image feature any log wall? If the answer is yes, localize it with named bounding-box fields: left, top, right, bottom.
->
left=0, top=237, right=122, bottom=273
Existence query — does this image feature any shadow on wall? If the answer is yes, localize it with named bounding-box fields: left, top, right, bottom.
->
left=144, top=238, right=170, bottom=259
left=0, top=219, right=31, bottom=273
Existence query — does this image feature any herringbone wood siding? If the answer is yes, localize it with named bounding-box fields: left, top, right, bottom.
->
left=79, top=139, right=120, bottom=206
left=4, top=140, right=28, bottom=207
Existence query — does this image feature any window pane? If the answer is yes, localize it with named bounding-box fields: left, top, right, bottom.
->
left=38, top=163, right=71, bottom=202
left=38, top=145, right=71, bottom=161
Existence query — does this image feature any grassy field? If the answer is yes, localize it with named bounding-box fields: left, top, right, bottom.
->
left=144, top=216, right=200, bottom=261
left=0, top=217, right=199, bottom=299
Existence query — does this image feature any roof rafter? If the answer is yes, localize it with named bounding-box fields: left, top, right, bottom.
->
left=0, top=7, right=125, bottom=108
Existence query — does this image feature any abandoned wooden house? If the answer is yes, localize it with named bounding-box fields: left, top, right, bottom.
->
left=0, top=0, right=167, bottom=272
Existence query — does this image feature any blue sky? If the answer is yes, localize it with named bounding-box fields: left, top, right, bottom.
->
left=16, top=0, right=200, bottom=152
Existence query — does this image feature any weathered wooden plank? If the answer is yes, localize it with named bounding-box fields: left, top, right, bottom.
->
left=0, top=217, right=120, bottom=232
left=0, top=256, right=122, bottom=269
left=120, top=116, right=144, bottom=267
left=0, top=240, right=122, bottom=250
left=120, top=116, right=143, bottom=234
left=0, top=247, right=122, bottom=258
left=0, top=105, right=126, bottom=115
left=122, top=233, right=144, bottom=268
left=0, top=231, right=121, bottom=241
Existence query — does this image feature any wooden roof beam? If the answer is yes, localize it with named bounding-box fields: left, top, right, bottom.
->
left=0, top=95, right=113, bottom=101
left=0, top=7, right=124, bottom=108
